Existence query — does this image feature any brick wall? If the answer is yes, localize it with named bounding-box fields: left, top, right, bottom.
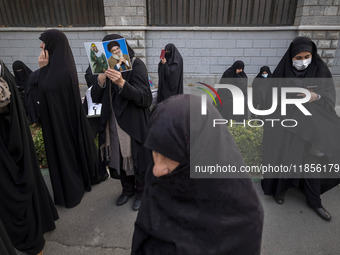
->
left=0, top=30, right=108, bottom=84
left=295, top=0, right=340, bottom=25
left=103, top=0, right=147, bottom=68
left=333, top=38, right=340, bottom=74
left=295, top=0, right=340, bottom=72
left=104, top=0, right=147, bottom=26
left=146, top=30, right=297, bottom=86
left=299, top=30, right=339, bottom=68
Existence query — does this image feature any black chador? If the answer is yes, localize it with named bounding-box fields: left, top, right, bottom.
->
left=132, top=95, right=264, bottom=255
left=38, top=29, right=99, bottom=208
left=251, top=65, right=273, bottom=116
left=0, top=60, right=58, bottom=254
left=157, top=43, right=183, bottom=103
left=216, top=60, right=248, bottom=121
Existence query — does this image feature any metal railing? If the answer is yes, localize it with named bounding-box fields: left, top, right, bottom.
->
left=0, top=0, right=105, bottom=27
left=147, top=0, right=298, bottom=26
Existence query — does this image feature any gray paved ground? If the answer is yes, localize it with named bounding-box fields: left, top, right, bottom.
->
left=41, top=174, right=340, bottom=255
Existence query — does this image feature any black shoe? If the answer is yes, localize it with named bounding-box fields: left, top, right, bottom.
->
left=99, top=172, right=109, bottom=182
left=116, top=194, right=133, bottom=206
left=314, top=207, right=331, bottom=221
left=133, top=199, right=142, bottom=211
left=274, top=196, right=285, bottom=205
left=109, top=168, right=121, bottom=179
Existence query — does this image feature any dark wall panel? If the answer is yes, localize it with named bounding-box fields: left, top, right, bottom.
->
left=148, top=0, right=298, bottom=26
left=0, top=0, right=105, bottom=27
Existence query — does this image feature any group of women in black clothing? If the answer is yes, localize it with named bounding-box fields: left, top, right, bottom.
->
left=0, top=29, right=186, bottom=254
left=1, top=32, right=339, bottom=254
left=217, top=37, right=340, bottom=223
left=0, top=59, right=58, bottom=255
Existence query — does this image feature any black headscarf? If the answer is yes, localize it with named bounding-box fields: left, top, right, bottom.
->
left=38, top=29, right=99, bottom=208
left=39, top=29, right=78, bottom=83
left=221, top=60, right=247, bottom=79
left=290, top=38, right=313, bottom=60
left=12, top=60, right=32, bottom=92
left=274, top=36, right=326, bottom=77
left=0, top=60, right=58, bottom=254
left=255, top=65, right=273, bottom=78
left=157, top=43, right=183, bottom=103
left=272, top=36, right=335, bottom=109
left=132, top=94, right=264, bottom=255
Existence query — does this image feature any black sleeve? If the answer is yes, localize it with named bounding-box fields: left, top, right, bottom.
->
left=28, top=69, right=40, bottom=85
left=119, top=59, right=152, bottom=108
left=85, top=65, right=98, bottom=88
left=90, top=76, right=106, bottom=104
left=25, top=69, right=41, bottom=124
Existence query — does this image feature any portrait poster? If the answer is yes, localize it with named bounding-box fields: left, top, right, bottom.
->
left=84, top=38, right=132, bottom=74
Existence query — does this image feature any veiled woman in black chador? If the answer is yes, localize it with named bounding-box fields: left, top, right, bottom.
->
left=157, top=43, right=183, bottom=103
left=261, top=36, right=340, bottom=221
left=216, top=60, right=248, bottom=121
left=0, top=60, right=58, bottom=254
left=12, top=60, right=32, bottom=100
left=12, top=60, right=41, bottom=124
left=251, top=65, right=273, bottom=118
left=132, top=94, right=264, bottom=255
left=38, top=29, right=100, bottom=208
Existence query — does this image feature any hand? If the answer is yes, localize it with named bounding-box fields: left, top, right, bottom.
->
left=98, top=73, right=106, bottom=87
left=38, top=49, right=49, bottom=68
left=118, top=56, right=126, bottom=65
left=309, top=92, right=319, bottom=102
left=105, top=68, right=125, bottom=88
left=297, top=91, right=318, bottom=102
left=161, top=58, right=167, bottom=64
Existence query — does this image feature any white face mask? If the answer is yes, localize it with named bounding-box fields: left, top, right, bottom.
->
left=292, top=58, right=312, bottom=71
left=262, top=73, right=268, bottom=78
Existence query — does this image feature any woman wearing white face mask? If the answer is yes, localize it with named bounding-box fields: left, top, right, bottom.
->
left=261, top=36, right=340, bottom=222
left=292, top=52, right=312, bottom=71
left=252, top=65, right=273, bottom=117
